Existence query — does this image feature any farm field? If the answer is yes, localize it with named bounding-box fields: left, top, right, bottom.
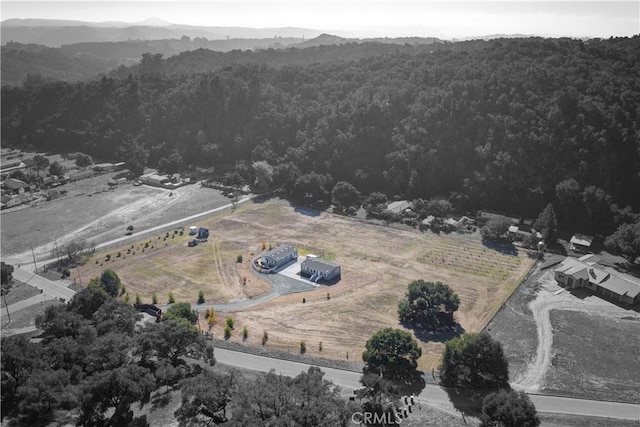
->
left=77, top=198, right=536, bottom=370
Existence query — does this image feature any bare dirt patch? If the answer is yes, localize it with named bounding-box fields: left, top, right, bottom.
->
left=127, top=199, right=535, bottom=370
left=543, top=310, right=640, bottom=404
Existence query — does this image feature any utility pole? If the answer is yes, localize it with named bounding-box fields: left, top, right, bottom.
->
left=31, top=245, right=38, bottom=273
left=2, top=291, right=11, bottom=323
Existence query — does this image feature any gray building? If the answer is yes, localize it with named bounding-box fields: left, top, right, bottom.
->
left=301, top=255, right=340, bottom=282
left=259, top=244, right=298, bottom=269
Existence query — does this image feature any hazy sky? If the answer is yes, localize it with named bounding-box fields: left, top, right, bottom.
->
left=1, top=1, right=638, bottom=39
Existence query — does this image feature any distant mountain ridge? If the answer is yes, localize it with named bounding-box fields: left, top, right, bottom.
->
left=1, top=18, right=325, bottom=47
left=1, top=32, right=445, bottom=86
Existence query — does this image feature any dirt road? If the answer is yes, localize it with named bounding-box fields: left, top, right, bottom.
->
left=512, top=270, right=640, bottom=392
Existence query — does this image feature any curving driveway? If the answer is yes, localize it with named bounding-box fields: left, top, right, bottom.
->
left=512, top=270, right=640, bottom=393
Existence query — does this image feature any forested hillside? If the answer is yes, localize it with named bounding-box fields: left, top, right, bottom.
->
left=2, top=37, right=639, bottom=230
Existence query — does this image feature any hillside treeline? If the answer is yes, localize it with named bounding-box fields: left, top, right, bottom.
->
left=2, top=37, right=639, bottom=231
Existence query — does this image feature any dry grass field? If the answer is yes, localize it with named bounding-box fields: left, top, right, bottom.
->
left=543, top=310, right=640, bottom=403
left=77, top=199, right=536, bottom=370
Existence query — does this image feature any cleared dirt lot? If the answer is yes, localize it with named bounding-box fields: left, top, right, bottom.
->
left=78, top=199, right=536, bottom=370
left=544, top=310, right=640, bottom=404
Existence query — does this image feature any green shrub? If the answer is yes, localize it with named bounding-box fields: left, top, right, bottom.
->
left=300, top=340, right=306, bottom=354
left=319, top=341, right=323, bottom=352
left=242, top=326, right=248, bottom=340
left=237, top=254, right=243, bottom=263
left=124, top=293, right=130, bottom=303
left=225, top=317, right=234, bottom=329
left=197, top=290, right=205, bottom=304
left=152, top=293, right=158, bottom=304
left=262, top=331, right=268, bottom=345
left=135, top=293, right=141, bottom=305
left=224, top=325, right=232, bottom=339
left=168, top=292, right=175, bottom=304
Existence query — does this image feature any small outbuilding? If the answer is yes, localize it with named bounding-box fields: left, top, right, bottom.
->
left=570, top=234, right=593, bottom=253
left=197, top=227, right=209, bottom=239
left=385, top=200, right=410, bottom=214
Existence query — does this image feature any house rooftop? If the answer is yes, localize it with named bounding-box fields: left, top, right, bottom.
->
left=302, top=257, right=339, bottom=274
left=556, top=256, right=640, bottom=299
left=386, top=200, right=410, bottom=214
left=2, top=178, right=28, bottom=190
left=263, top=244, right=296, bottom=262
left=421, top=215, right=435, bottom=225
left=570, top=234, right=593, bottom=247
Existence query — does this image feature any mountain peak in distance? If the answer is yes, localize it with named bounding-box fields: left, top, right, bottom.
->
left=134, top=17, right=173, bottom=26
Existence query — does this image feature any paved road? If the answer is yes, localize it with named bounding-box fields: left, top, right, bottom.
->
left=214, top=348, right=640, bottom=421
left=12, top=267, right=76, bottom=301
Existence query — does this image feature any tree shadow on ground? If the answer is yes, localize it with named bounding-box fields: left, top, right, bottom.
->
left=545, top=240, right=568, bottom=256
left=481, top=240, right=519, bottom=256
left=443, top=385, right=503, bottom=418
left=402, top=322, right=465, bottom=344
left=394, top=370, right=427, bottom=397
left=362, top=367, right=427, bottom=398
left=251, top=193, right=276, bottom=204
left=293, top=206, right=322, bottom=217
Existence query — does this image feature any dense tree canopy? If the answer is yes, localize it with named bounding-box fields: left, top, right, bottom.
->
left=480, top=390, right=540, bottom=427
left=163, top=302, right=199, bottom=326
left=331, top=181, right=361, bottom=210
left=1, top=261, right=14, bottom=289
left=533, top=203, right=557, bottom=240
left=480, top=217, right=512, bottom=242
left=398, top=280, right=460, bottom=328
left=440, top=332, right=509, bottom=390
left=2, top=288, right=214, bottom=425
left=231, top=367, right=353, bottom=426
left=3, top=37, right=638, bottom=227
left=362, top=327, right=422, bottom=380
left=88, top=268, right=122, bottom=297
left=605, top=220, right=640, bottom=264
